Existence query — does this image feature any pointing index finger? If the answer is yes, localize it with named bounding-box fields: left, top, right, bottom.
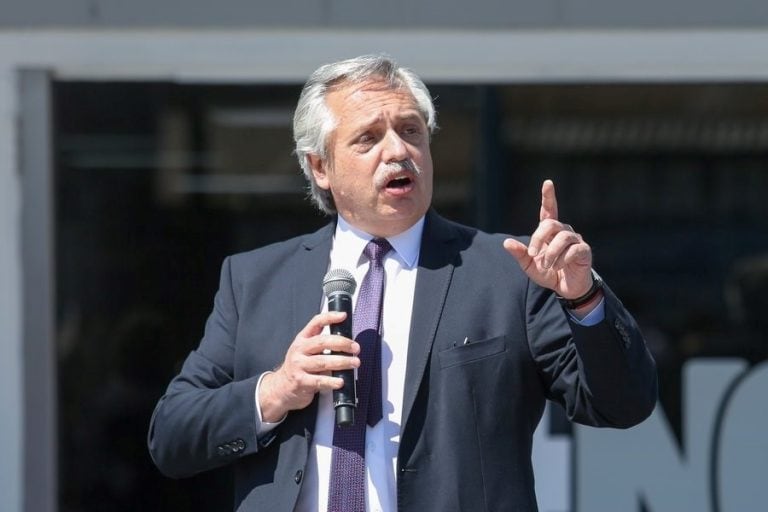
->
left=539, top=179, right=559, bottom=222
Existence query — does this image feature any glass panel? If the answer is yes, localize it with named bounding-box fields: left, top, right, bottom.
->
left=496, top=83, right=768, bottom=439
left=53, top=81, right=475, bottom=511
left=54, top=80, right=768, bottom=511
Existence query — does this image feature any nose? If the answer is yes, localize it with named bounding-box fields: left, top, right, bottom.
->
left=381, top=130, right=408, bottom=163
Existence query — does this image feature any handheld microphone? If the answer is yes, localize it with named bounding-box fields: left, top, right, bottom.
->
left=322, top=269, right=357, bottom=427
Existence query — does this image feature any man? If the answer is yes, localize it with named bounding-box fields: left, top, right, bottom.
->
left=148, top=54, right=657, bottom=511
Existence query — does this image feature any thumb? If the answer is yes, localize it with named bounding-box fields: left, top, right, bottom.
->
left=503, top=238, right=532, bottom=269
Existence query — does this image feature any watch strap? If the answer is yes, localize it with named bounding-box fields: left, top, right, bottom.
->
left=556, top=269, right=603, bottom=309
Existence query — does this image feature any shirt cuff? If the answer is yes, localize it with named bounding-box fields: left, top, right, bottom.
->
left=255, top=371, right=287, bottom=437
left=568, top=297, right=605, bottom=327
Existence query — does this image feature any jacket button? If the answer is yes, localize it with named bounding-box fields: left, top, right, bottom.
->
left=294, top=469, right=303, bottom=484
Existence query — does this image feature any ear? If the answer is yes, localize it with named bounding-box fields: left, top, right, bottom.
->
left=308, top=154, right=331, bottom=190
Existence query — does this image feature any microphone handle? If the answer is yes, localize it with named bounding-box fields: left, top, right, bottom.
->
left=327, top=293, right=356, bottom=427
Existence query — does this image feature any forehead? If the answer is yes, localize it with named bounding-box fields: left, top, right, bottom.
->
left=325, top=79, right=423, bottom=128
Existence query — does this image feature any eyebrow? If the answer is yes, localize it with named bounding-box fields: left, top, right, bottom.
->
left=352, top=110, right=425, bottom=131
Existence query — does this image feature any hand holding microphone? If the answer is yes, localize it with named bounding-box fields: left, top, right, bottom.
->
left=257, top=272, right=359, bottom=425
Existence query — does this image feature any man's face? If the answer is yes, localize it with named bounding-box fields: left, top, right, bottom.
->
left=309, top=79, right=434, bottom=237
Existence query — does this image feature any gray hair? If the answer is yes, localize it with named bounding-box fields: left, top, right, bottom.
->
left=293, top=54, right=437, bottom=215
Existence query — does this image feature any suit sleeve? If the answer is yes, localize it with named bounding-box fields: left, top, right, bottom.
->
left=147, top=256, right=263, bottom=478
left=526, top=279, right=658, bottom=428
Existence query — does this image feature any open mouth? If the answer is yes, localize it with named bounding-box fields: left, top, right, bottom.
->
left=386, top=176, right=413, bottom=190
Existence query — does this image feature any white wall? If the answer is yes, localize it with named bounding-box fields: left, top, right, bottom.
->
left=2, top=0, right=768, bottom=28
left=0, top=60, right=22, bottom=512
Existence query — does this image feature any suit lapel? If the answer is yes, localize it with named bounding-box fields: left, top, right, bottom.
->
left=289, top=221, right=335, bottom=433
left=291, top=221, right=335, bottom=334
left=400, top=211, right=461, bottom=431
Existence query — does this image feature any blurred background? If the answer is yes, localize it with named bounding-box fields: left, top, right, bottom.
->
left=2, top=2, right=768, bottom=511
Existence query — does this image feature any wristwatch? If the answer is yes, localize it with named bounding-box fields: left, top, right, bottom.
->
left=556, top=269, right=603, bottom=309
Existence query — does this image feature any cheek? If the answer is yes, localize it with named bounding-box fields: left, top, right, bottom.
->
left=332, top=151, right=381, bottom=189
left=418, top=146, right=433, bottom=165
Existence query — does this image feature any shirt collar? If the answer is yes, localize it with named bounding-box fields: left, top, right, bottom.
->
left=334, top=216, right=424, bottom=269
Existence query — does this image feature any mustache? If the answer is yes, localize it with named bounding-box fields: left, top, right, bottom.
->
left=374, top=159, right=421, bottom=189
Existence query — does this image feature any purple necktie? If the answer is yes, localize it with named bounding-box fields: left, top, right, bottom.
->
left=327, top=238, right=391, bottom=512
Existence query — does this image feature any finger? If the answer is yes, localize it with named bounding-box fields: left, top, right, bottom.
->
left=540, top=230, right=583, bottom=269
left=503, top=238, right=534, bottom=273
left=317, top=375, right=348, bottom=391
left=297, top=311, right=347, bottom=339
left=552, top=239, right=592, bottom=270
left=308, top=336, right=360, bottom=356
left=527, top=218, right=562, bottom=257
left=301, top=373, right=347, bottom=393
left=539, top=179, right=559, bottom=222
left=304, top=352, right=361, bottom=373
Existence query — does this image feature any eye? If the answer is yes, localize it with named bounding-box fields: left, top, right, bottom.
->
left=351, top=132, right=376, bottom=152
left=401, top=124, right=423, bottom=139
left=358, top=133, right=374, bottom=143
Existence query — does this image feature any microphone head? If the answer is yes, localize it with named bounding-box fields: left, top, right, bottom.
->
left=323, top=268, right=357, bottom=297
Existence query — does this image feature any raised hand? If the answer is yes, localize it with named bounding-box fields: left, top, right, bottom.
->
left=503, top=179, right=595, bottom=302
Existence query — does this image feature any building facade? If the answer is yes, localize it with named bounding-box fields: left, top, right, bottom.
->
left=2, top=3, right=768, bottom=511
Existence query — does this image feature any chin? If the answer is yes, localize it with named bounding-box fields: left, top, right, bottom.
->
left=379, top=203, right=420, bottom=220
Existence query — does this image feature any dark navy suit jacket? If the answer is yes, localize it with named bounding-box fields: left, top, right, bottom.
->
left=148, top=210, right=657, bottom=511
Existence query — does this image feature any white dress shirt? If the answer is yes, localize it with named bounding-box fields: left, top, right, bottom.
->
left=293, top=216, right=424, bottom=512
